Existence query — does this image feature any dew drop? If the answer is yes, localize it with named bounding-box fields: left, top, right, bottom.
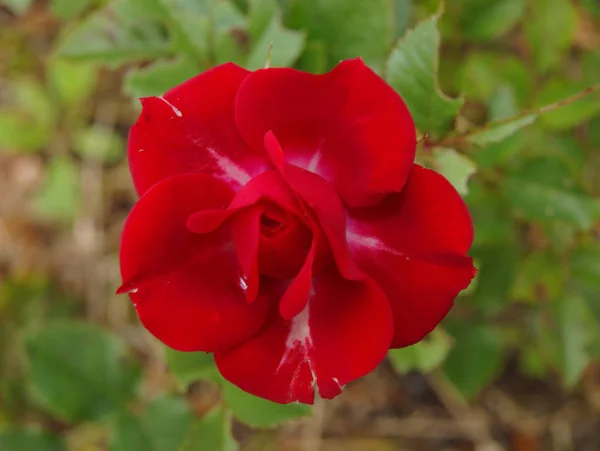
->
left=238, top=273, right=248, bottom=291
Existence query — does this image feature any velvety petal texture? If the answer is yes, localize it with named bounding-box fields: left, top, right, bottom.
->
left=215, top=269, right=393, bottom=404
left=347, top=165, right=476, bottom=348
left=235, top=59, right=417, bottom=207
left=119, top=174, right=269, bottom=351
left=119, top=60, right=475, bottom=405
left=128, top=63, right=266, bottom=195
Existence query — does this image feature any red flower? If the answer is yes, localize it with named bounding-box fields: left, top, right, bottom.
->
left=119, top=59, right=475, bottom=404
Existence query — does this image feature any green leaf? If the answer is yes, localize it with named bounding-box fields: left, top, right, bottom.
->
left=581, top=0, right=600, bottom=17
left=570, top=244, right=600, bottom=329
left=550, top=297, right=594, bottom=387
left=247, top=0, right=277, bottom=40
left=26, top=321, right=140, bottom=422
left=50, top=0, right=99, bottom=20
left=393, top=0, right=412, bottom=39
left=525, top=131, right=587, bottom=175
left=165, top=348, right=221, bottom=389
left=505, top=158, right=600, bottom=230
left=430, top=148, right=476, bottom=195
left=386, top=14, right=463, bottom=136
left=511, top=251, right=565, bottom=302
left=111, top=397, right=193, bottom=451
left=0, top=78, right=56, bottom=151
left=524, top=0, right=578, bottom=73
left=571, top=244, right=600, bottom=295
left=1, top=0, right=32, bottom=15
left=154, top=0, right=211, bottom=62
left=388, top=329, right=452, bottom=373
left=0, top=428, right=66, bottom=451
left=459, top=53, right=533, bottom=105
left=113, top=0, right=166, bottom=20
left=460, top=0, right=525, bottom=41
left=471, top=86, right=528, bottom=167
left=211, top=0, right=249, bottom=66
left=290, top=0, right=396, bottom=72
left=472, top=132, right=526, bottom=169
left=54, top=1, right=170, bottom=66
left=13, top=78, right=56, bottom=125
left=535, top=79, right=600, bottom=130
left=75, top=127, right=123, bottom=163
left=471, top=243, right=519, bottom=314
left=0, top=113, right=49, bottom=152
left=124, top=58, right=201, bottom=98
left=466, top=184, right=514, bottom=246
left=468, top=115, right=537, bottom=146
left=34, top=157, right=79, bottom=222
left=488, top=84, right=519, bottom=121
left=223, top=381, right=311, bottom=428
left=443, top=324, right=503, bottom=399
left=182, top=407, right=238, bottom=451
left=295, top=40, right=328, bottom=74
left=213, top=0, right=247, bottom=31
left=47, top=60, right=98, bottom=105
left=590, top=116, right=600, bottom=147
left=246, top=13, right=305, bottom=69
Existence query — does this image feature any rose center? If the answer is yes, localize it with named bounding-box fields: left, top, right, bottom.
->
left=260, top=205, right=288, bottom=237
left=257, top=202, right=312, bottom=279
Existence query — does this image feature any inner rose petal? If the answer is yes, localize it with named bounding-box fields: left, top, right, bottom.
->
left=257, top=201, right=313, bottom=279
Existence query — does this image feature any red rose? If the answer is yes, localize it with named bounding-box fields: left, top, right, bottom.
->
left=118, top=59, right=475, bottom=404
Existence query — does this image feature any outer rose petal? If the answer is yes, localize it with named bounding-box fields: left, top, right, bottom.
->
left=215, top=268, right=393, bottom=404
left=235, top=58, right=416, bottom=207
left=119, top=173, right=268, bottom=352
left=128, top=63, right=266, bottom=196
left=347, top=165, right=476, bottom=348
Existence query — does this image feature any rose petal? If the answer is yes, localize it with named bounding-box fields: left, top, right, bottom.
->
left=187, top=170, right=314, bottom=311
left=120, top=173, right=233, bottom=284
left=187, top=170, right=301, bottom=234
left=128, top=63, right=266, bottom=196
left=231, top=205, right=262, bottom=303
left=278, top=240, right=317, bottom=320
left=215, top=268, right=393, bottom=404
left=282, top=164, right=362, bottom=281
left=119, top=173, right=268, bottom=351
left=235, top=58, right=416, bottom=207
left=347, top=165, right=476, bottom=348
left=257, top=202, right=313, bottom=280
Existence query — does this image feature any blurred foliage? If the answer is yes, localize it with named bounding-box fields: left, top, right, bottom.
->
left=0, top=0, right=599, bottom=449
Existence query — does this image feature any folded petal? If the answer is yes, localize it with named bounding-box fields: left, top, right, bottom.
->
left=278, top=240, right=317, bottom=320
left=187, top=170, right=301, bottom=234
left=235, top=58, right=416, bottom=207
left=347, top=165, right=476, bottom=348
left=128, top=63, right=266, bottom=196
left=119, top=173, right=268, bottom=352
left=214, top=268, right=393, bottom=404
left=282, top=164, right=362, bottom=281
left=231, top=205, right=262, bottom=303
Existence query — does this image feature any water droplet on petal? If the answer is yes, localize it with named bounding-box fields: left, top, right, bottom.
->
left=238, top=273, right=248, bottom=291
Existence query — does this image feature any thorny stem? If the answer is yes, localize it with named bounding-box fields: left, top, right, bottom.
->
left=428, top=82, right=600, bottom=150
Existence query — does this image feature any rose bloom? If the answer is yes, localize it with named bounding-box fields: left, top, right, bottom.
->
left=118, top=58, right=475, bottom=404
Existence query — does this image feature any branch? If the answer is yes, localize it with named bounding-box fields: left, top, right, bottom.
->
left=432, top=82, right=600, bottom=149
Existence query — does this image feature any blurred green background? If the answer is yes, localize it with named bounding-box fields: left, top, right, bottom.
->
left=0, top=0, right=600, bottom=450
